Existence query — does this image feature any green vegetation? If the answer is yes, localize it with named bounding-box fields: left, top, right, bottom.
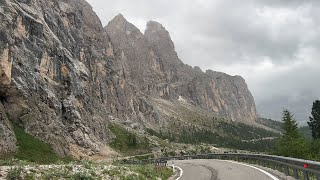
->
left=308, top=100, right=320, bottom=140
left=177, top=127, right=277, bottom=152
left=256, top=117, right=283, bottom=132
left=6, top=166, right=23, bottom=180
left=216, top=121, right=279, bottom=140
left=145, top=128, right=176, bottom=141
left=275, top=106, right=320, bottom=161
left=11, top=122, right=71, bottom=164
left=275, top=110, right=309, bottom=158
left=70, top=171, right=95, bottom=180
left=257, top=117, right=313, bottom=140
left=146, top=121, right=279, bottom=152
left=3, top=162, right=172, bottom=180
left=128, top=165, right=173, bottom=180
left=133, top=154, right=155, bottom=160
left=299, top=126, right=312, bottom=139
left=108, top=123, right=151, bottom=155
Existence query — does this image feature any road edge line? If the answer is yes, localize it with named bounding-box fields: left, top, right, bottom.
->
left=223, top=160, right=280, bottom=180
left=169, top=165, right=183, bottom=180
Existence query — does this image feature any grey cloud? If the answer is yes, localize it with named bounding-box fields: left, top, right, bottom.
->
left=256, top=0, right=319, bottom=7
left=178, top=0, right=316, bottom=65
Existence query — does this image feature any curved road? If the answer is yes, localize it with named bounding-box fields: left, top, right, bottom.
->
left=170, top=159, right=279, bottom=180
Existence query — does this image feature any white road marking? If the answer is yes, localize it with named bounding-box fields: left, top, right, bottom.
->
left=222, top=160, right=280, bottom=180
left=170, top=165, right=184, bottom=180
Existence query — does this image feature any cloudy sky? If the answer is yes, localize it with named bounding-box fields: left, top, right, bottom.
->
left=86, top=0, right=320, bottom=124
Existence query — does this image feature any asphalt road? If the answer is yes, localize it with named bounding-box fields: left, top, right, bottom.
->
left=169, top=159, right=279, bottom=180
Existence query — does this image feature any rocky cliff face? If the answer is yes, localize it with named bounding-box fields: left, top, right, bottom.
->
left=0, top=0, right=257, bottom=157
left=0, top=0, right=118, bottom=157
left=185, top=70, right=256, bottom=123
left=0, top=101, right=16, bottom=154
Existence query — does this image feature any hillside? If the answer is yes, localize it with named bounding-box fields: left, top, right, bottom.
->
left=256, top=117, right=283, bottom=132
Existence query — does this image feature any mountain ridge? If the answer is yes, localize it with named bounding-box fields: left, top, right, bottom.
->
left=106, top=14, right=257, bottom=123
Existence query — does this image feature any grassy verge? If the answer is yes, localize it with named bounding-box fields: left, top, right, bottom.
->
left=4, top=162, right=173, bottom=180
left=128, top=165, right=173, bottom=180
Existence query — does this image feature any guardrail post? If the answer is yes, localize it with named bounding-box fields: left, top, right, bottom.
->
left=279, top=164, right=283, bottom=172
left=303, top=171, right=309, bottom=180
left=293, top=169, right=299, bottom=179
left=284, top=166, right=289, bottom=176
left=271, top=162, right=276, bottom=170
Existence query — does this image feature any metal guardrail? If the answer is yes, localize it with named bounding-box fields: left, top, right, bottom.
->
left=123, top=153, right=320, bottom=180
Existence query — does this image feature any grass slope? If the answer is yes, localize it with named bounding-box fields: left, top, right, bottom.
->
left=108, top=123, right=151, bottom=155
left=256, top=117, right=283, bottom=132
left=12, top=123, right=70, bottom=164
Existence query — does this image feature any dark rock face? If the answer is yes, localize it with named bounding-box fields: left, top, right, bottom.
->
left=0, top=101, right=17, bottom=154
left=0, top=0, right=257, bottom=157
left=105, top=15, right=166, bottom=97
left=0, top=0, right=119, bottom=157
left=185, top=70, right=257, bottom=123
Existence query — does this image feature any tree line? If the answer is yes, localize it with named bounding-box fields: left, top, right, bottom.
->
left=276, top=100, right=320, bottom=160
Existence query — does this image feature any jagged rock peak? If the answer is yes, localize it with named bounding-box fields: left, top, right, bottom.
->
left=106, top=14, right=142, bottom=37
left=144, top=20, right=179, bottom=68
left=146, top=21, right=166, bottom=32
left=111, top=13, right=127, bottom=23
left=193, top=66, right=203, bottom=73
left=145, top=21, right=174, bottom=49
left=107, top=13, right=128, bottom=27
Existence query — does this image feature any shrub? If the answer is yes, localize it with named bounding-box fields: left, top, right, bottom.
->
left=6, top=166, right=23, bottom=180
left=108, top=124, right=151, bottom=155
left=70, top=172, right=94, bottom=180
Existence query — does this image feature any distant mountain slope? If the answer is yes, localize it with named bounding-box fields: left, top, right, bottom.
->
left=299, top=126, right=312, bottom=139
left=256, top=117, right=283, bottom=132
left=257, top=117, right=313, bottom=140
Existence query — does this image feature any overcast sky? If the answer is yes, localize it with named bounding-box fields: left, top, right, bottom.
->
left=86, top=0, right=320, bottom=124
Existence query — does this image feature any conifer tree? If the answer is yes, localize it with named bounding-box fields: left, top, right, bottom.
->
left=276, top=109, right=308, bottom=158
left=282, top=109, right=300, bottom=139
left=308, top=100, right=320, bottom=140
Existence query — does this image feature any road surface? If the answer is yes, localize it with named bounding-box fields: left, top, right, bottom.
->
left=170, top=159, right=279, bottom=180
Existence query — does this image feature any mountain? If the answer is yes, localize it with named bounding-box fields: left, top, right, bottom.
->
left=0, top=0, right=257, bottom=159
left=106, top=15, right=257, bottom=124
